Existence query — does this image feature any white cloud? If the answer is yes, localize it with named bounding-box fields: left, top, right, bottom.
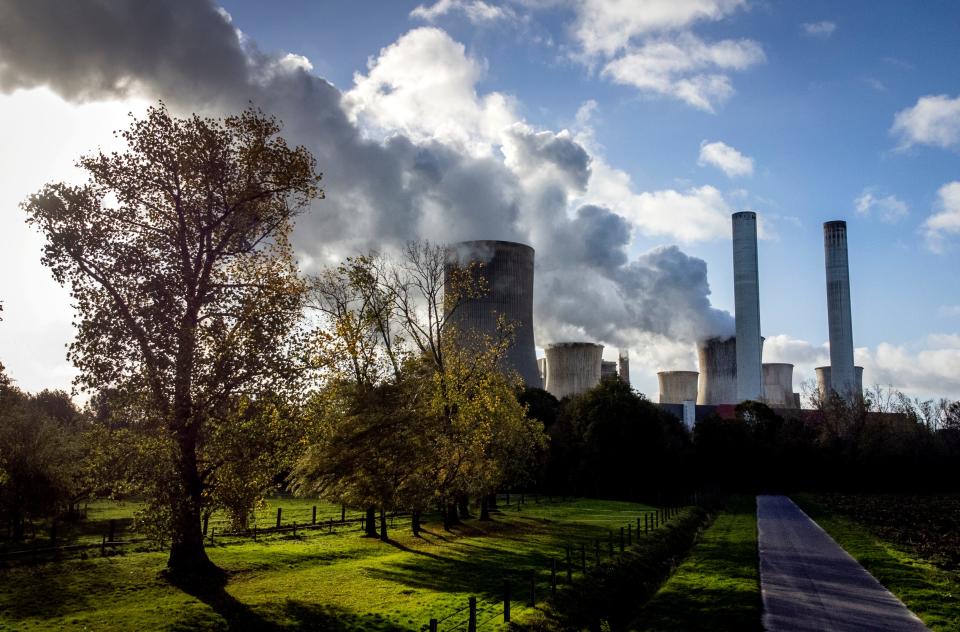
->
left=801, top=21, right=836, bottom=38
left=854, top=189, right=908, bottom=223
left=410, top=0, right=515, bottom=24
left=601, top=32, right=764, bottom=112
left=923, top=181, right=960, bottom=252
left=571, top=0, right=748, bottom=58
left=698, top=140, right=754, bottom=177
left=938, top=305, right=960, bottom=318
left=891, top=94, right=960, bottom=150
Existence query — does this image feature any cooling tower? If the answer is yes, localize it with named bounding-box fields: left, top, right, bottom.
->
left=733, top=212, right=763, bottom=402
left=445, top=240, right=541, bottom=388
left=762, top=363, right=796, bottom=408
left=544, top=342, right=603, bottom=399
left=658, top=371, right=699, bottom=404
left=601, top=360, right=617, bottom=380
left=697, top=336, right=737, bottom=405
left=815, top=366, right=864, bottom=401
left=618, top=350, right=630, bottom=386
left=823, top=221, right=856, bottom=398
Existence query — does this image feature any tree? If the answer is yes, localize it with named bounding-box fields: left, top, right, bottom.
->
left=23, top=104, right=321, bottom=577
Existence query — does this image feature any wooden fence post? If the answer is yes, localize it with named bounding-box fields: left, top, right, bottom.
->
left=530, top=570, right=536, bottom=606
left=293, top=521, right=297, bottom=537
left=468, top=596, right=477, bottom=632
left=429, top=619, right=438, bottom=632
left=276, top=507, right=282, bottom=529
left=504, top=580, right=511, bottom=622
left=312, top=506, right=317, bottom=525
left=341, top=505, right=346, bottom=522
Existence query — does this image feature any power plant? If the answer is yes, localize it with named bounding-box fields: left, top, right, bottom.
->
left=445, top=240, right=541, bottom=388
left=732, top=211, right=763, bottom=402
left=658, top=371, right=699, bottom=404
left=823, top=221, right=857, bottom=399
left=543, top=342, right=603, bottom=399
left=762, top=363, right=797, bottom=409
left=444, top=214, right=866, bottom=416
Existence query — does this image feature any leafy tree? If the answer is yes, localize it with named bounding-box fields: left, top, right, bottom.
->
left=23, top=104, right=320, bottom=577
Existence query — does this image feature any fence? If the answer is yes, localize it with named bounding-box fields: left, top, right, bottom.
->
left=420, top=500, right=696, bottom=630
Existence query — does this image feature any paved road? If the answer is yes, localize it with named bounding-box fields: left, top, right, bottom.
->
left=757, top=495, right=929, bottom=632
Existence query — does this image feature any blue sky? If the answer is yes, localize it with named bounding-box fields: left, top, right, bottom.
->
left=1, top=0, right=959, bottom=400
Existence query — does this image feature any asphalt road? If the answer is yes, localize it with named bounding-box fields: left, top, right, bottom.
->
left=757, top=495, right=929, bottom=632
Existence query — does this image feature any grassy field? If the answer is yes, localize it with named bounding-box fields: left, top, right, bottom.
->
left=794, top=494, right=960, bottom=632
left=0, top=498, right=657, bottom=631
left=629, top=496, right=760, bottom=631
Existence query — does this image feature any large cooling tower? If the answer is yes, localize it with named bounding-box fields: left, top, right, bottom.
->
left=544, top=342, right=603, bottom=399
left=732, top=212, right=763, bottom=402
left=823, top=221, right=856, bottom=398
left=762, top=363, right=796, bottom=408
left=445, top=240, right=541, bottom=388
left=658, top=371, right=699, bottom=404
left=816, top=366, right=864, bottom=401
left=697, top=336, right=737, bottom=405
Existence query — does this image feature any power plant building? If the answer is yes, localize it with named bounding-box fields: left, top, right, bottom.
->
left=658, top=371, right=699, bottom=404
left=816, top=366, right=864, bottom=401
left=601, top=360, right=618, bottom=380
left=445, top=240, right=541, bottom=388
left=618, top=350, right=630, bottom=386
left=823, top=221, right=857, bottom=399
left=544, top=342, right=603, bottom=399
left=732, top=212, right=764, bottom=402
left=762, top=363, right=796, bottom=408
left=697, top=336, right=738, bottom=405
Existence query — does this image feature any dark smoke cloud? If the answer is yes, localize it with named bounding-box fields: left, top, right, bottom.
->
left=0, top=0, right=731, bottom=350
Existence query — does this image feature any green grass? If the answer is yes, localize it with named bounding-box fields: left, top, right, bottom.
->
left=0, top=498, right=656, bottom=631
left=629, top=496, right=761, bottom=631
left=794, top=494, right=960, bottom=632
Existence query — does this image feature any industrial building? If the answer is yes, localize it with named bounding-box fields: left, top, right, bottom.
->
left=543, top=342, right=604, bottom=399
left=445, top=240, right=541, bottom=388
left=762, top=363, right=797, bottom=409
left=658, top=371, right=698, bottom=405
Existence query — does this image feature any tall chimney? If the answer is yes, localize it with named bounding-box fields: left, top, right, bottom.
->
left=823, top=221, right=856, bottom=398
left=732, top=212, right=763, bottom=402
left=618, top=349, right=630, bottom=386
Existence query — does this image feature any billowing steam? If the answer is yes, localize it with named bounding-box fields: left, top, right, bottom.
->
left=0, top=0, right=733, bottom=361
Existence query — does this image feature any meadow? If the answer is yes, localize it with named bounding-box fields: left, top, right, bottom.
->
left=0, top=497, right=661, bottom=631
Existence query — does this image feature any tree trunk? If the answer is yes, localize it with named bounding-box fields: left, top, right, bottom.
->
left=411, top=510, right=421, bottom=537
left=480, top=496, right=491, bottom=521
left=167, top=423, right=218, bottom=578
left=457, top=495, right=471, bottom=519
left=379, top=507, right=388, bottom=542
left=443, top=503, right=460, bottom=530
left=364, top=506, right=377, bottom=537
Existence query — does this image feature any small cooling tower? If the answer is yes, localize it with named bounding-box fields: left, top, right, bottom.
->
left=762, top=363, right=796, bottom=408
left=658, top=371, right=699, bottom=405
left=544, top=342, right=603, bottom=399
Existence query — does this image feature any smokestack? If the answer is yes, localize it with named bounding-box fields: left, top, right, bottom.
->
left=823, top=221, right=856, bottom=398
left=544, top=342, right=603, bottom=399
left=732, top=211, right=763, bottom=402
left=618, top=349, right=630, bottom=386
left=445, top=240, right=541, bottom=388
left=658, top=371, right=699, bottom=404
